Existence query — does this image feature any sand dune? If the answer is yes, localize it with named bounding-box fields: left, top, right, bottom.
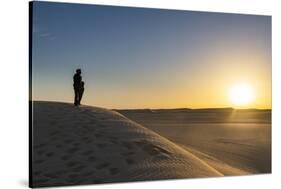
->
left=118, top=109, right=271, bottom=175
left=31, top=101, right=222, bottom=187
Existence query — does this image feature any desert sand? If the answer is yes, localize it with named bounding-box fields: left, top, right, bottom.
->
left=118, top=108, right=271, bottom=176
left=31, top=102, right=223, bottom=187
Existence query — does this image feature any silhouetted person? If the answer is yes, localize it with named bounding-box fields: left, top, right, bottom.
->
left=73, top=69, right=82, bottom=106
left=78, top=81, right=85, bottom=105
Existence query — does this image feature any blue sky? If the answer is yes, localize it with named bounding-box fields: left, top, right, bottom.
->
left=32, top=1, right=271, bottom=109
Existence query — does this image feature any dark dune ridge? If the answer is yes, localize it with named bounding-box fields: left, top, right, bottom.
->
left=31, top=101, right=223, bottom=188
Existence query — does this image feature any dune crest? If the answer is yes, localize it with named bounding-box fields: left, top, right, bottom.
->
left=31, top=101, right=222, bottom=187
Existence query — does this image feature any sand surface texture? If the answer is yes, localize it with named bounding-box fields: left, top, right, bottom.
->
left=118, top=108, right=271, bottom=176
left=32, top=102, right=222, bottom=187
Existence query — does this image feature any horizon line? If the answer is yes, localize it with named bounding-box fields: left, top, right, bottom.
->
left=31, top=100, right=272, bottom=111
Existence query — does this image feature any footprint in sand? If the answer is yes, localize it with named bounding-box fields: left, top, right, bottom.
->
left=94, top=133, right=104, bottom=139
left=45, top=152, right=54, bottom=157
left=82, top=125, right=96, bottom=132
left=61, top=155, right=70, bottom=161
left=51, top=182, right=64, bottom=186
left=34, top=159, right=45, bottom=164
left=121, top=141, right=134, bottom=150
left=121, top=151, right=135, bottom=156
left=143, top=145, right=170, bottom=156
left=34, top=143, right=47, bottom=149
left=92, top=179, right=102, bottom=184
left=64, top=139, right=74, bottom=144
left=109, top=168, right=120, bottom=175
left=133, top=141, right=146, bottom=147
left=109, top=136, right=118, bottom=140
left=49, top=131, right=59, bottom=136
left=96, top=143, right=107, bottom=149
left=82, top=137, right=93, bottom=144
left=72, top=142, right=80, bottom=147
left=44, top=173, right=57, bottom=179
left=81, top=170, right=95, bottom=177
left=66, top=147, right=79, bottom=153
left=51, top=136, right=59, bottom=141
left=66, top=174, right=82, bottom=183
left=55, top=144, right=63, bottom=149
left=77, top=130, right=87, bottom=136
left=82, top=136, right=90, bottom=141
left=54, top=170, right=65, bottom=175
left=68, top=173, right=78, bottom=179
left=37, top=150, right=44, bottom=155
left=66, top=161, right=80, bottom=167
left=50, top=120, right=57, bottom=125
left=81, top=150, right=94, bottom=156
left=107, top=136, right=119, bottom=144
left=85, top=139, right=92, bottom=144
left=72, top=165, right=86, bottom=172
left=134, top=140, right=171, bottom=157
left=95, top=162, right=110, bottom=170
left=81, top=109, right=91, bottom=114
left=109, top=139, right=117, bottom=144
left=34, top=178, right=49, bottom=184
left=125, top=158, right=135, bottom=165
left=87, top=156, right=97, bottom=162
left=33, top=171, right=42, bottom=176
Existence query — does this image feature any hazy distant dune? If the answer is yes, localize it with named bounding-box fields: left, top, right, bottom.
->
left=117, top=108, right=271, bottom=175
left=117, top=108, right=271, bottom=123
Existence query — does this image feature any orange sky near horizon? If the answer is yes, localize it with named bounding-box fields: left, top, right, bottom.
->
left=34, top=46, right=271, bottom=109
left=82, top=49, right=271, bottom=109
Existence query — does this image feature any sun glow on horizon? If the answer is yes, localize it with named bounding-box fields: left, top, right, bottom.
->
left=229, top=83, right=254, bottom=107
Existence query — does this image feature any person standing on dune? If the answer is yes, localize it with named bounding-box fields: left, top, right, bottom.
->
left=78, top=81, right=85, bottom=105
left=73, top=68, right=82, bottom=106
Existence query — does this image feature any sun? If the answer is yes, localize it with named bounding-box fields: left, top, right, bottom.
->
left=229, top=83, right=254, bottom=106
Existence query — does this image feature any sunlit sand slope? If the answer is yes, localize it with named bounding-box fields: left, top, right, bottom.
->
left=31, top=101, right=222, bottom=187
left=118, top=109, right=271, bottom=175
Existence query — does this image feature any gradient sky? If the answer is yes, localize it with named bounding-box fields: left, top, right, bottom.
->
left=32, top=1, right=271, bottom=109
